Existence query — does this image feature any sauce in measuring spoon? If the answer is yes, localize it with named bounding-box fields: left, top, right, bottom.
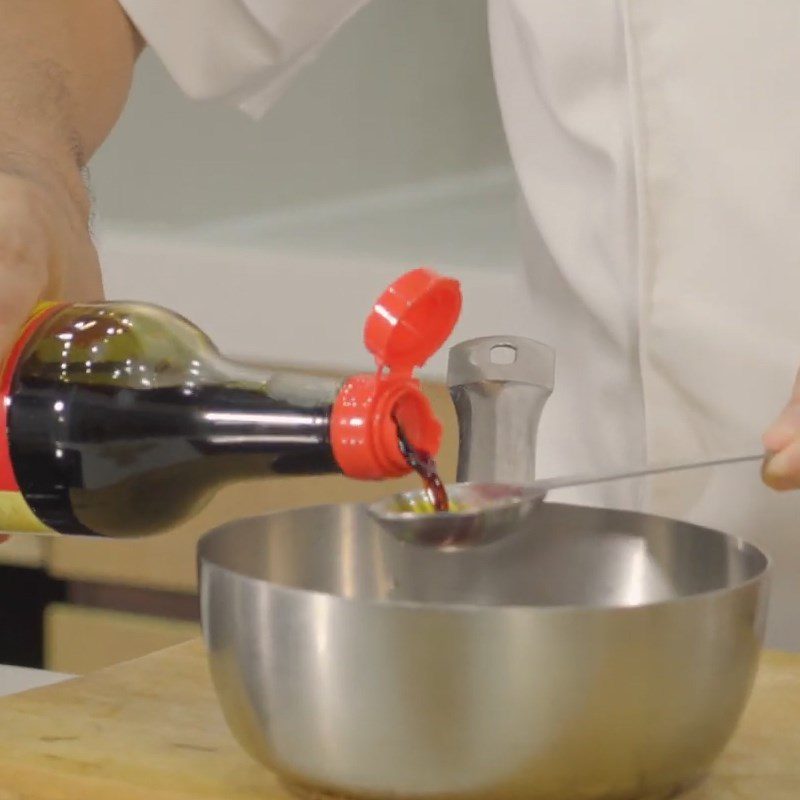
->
left=394, top=421, right=450, bottom=512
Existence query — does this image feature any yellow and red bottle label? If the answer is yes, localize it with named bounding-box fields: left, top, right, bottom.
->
left=0, top=303, right=64, bottom=534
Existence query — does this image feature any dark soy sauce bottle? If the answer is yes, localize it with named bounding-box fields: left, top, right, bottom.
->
left=0, top=269, right=461, bottom=536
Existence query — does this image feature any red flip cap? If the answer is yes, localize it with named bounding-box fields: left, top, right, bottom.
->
left=331, top=268, right=462, bottom=479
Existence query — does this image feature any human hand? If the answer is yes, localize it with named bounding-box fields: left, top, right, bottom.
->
left=0, top=161, right=103, bottom=543
left=0, top=164, right=102, bottom=350
left=0, top=0, right=142, bottom=543
left=762, top=370, right=800, bottom=490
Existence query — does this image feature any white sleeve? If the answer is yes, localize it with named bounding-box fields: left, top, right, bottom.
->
left=118, top=0, right=369, bottom=118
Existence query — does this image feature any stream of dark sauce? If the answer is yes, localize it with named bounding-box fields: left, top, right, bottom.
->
left=394, top=421, right=450, bottom=512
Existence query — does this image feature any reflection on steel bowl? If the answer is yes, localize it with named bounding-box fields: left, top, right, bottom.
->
left=198, top=500, right=769, bottom=800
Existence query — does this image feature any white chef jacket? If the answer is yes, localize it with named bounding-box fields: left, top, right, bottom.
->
left=119, top=0, right=800, bottom=648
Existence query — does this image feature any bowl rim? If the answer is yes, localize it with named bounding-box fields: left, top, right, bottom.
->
left=196, top=501, right=771, bottom=616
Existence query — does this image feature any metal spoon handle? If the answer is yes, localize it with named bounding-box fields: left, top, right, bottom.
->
left=526, top=453, right=764, bottom=497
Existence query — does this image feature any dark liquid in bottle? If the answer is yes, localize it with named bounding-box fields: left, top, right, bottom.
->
left=395, top=423, right=449, bottom=512
left=8, top=375, right=337, bottom=537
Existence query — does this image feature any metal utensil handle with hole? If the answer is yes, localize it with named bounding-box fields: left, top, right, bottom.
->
left=447, top=336, right=556, bottom=484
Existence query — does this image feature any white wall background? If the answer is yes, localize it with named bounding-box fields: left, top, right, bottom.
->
left=91, top=0, right=510, bottom=229
left=89, top=0, right=533, bottom=378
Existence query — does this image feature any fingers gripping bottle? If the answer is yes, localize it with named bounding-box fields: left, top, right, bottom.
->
left=0, top=268, right=461, bottom=537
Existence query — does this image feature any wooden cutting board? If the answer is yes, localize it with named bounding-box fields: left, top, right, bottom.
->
left=0, top=640, right=796, bottom=799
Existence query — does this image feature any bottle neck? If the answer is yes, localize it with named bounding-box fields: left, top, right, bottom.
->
left=218, top=359, right=342, bottom=408
left=137, top=356, right=344, bottom=476
left=192, top=363, right=342, bottom=475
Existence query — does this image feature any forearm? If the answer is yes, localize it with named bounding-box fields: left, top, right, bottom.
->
left=0, top=0, right=142, bottom=216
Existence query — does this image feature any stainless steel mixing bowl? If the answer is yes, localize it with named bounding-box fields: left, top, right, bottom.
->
left=198, top=500, right=769, bottom=800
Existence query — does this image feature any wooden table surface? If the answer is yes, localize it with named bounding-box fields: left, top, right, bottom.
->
left=0, top=639, right=795, bottom=799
